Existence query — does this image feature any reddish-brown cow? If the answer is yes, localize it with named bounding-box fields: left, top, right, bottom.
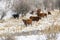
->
left=37, top=13, right=47, bottom=18
left=30, top=16, right=41, bottom=21
left=36, top=9, right=47, bottom=18
left=22, top=19, right=32, bottom=26
left=37, top=9, right=41, bottom=13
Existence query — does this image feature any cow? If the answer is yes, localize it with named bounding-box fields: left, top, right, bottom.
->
left=36, top=9, right=41, bottom=14
left=22, top=19, right=32, bottom=26
left=37, top=13, right=47, bottom=18
left=30, top=11, right=34, bottom=14
left=36, top=9, right=47, bottom=18
left=12, top=13, right=19, bottom=19
left=48, top=11, right=51, bottom=15
left=36, top=9, right=41, bottom=16
left=30, top=16, right=41, bottom=21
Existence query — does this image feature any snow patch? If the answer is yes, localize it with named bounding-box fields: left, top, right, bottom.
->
left=15, top=34, right=47, bottom=40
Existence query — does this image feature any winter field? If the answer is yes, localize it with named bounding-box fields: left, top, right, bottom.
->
left=0, top=10, right=59, bottom=40
left=0, top=0, right=60, bottom=40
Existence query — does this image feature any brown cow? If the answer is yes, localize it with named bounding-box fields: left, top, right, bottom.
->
left=48, top=11, right=51, bottom=15
left=36, top=9, right=41, bottom=16
left=36, top=9, right=47, bottom=18
left=37, top=13, right=47, bottom=18
left=37, top=9, right=41, bottom=13
left=22, top=19, right=32, bottom=26
left=30, top=16, right=41, bottom=21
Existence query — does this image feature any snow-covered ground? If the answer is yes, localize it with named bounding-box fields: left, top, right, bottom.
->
left=14, top=33, right=60, bottom=40
left=0, top=10, right=59, bottom=40
left=15, top=34, right=47, bottom=40
left=0, top=0, right=60, bottom=40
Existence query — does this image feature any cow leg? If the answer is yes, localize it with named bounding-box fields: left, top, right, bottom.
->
left=24, top=22, right=27, bottom=27
left=43, top=16, right=45, bottom=18
left=45, top=15, right=47, bottom=17
left=31, top=23, right=32, bottom=26
left=26, top=24, right=27, bottom=27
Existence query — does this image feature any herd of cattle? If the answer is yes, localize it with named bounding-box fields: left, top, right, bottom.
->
left=13, top=9, right=51, bottom=26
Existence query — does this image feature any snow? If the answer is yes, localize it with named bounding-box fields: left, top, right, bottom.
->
left=0, top=0, right=60, bottom=40
left=56, top=33, right=60, bottom=40
left=0, top=10, right=59, bottom=34
left=3, top=10, right=17, bottom=20
left=0, top=10, right=59, bottom=40
left=15, top=34, right=47, bottom=40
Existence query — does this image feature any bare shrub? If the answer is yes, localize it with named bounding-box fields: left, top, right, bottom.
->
left=1, top=12, right=6, bottom=20
left=13, top=1, right=30, bottom=17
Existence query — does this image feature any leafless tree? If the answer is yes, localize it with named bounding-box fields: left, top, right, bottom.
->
left=0, top=11, right=6, bottom=20
left=12, top=0, right=30, bottom=17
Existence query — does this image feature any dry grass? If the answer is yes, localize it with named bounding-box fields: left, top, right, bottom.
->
left=40, top=25, right=60, bottom=34
left=0, top=10, right=60, bottom=39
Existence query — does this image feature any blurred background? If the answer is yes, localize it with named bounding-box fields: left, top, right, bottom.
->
left=0, top=0, right=60, bottom=40
left=0, top=0, right=60, bottom=20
